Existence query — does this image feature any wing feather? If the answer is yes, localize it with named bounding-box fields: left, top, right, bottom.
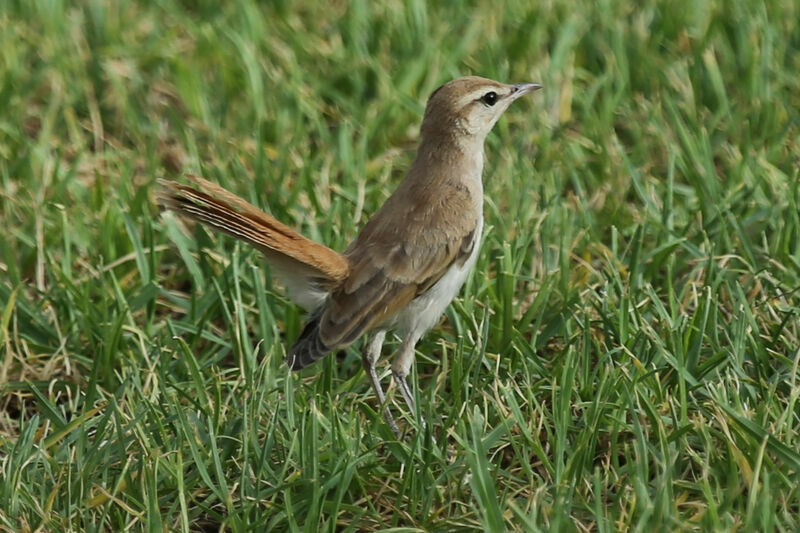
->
left=316, top=178, right=481, bottom=349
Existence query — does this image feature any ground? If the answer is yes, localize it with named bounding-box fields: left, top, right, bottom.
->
left=0, top=0, right=798, bottom=531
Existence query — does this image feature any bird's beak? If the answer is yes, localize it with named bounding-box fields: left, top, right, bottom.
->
left=511, top=83, right=543, bottom=98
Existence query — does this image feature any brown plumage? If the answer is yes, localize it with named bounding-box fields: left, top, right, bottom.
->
left=158, top=76, right=541, bottom=436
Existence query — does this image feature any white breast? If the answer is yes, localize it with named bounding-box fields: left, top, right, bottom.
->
left=397, top=216, right=483, bottom=336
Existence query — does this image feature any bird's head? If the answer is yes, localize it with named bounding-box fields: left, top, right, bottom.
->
left=420, top=76, right=541, bottom=143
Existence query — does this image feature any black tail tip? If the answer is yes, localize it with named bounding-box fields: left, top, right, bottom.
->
left=286, top=313, right=331, bottom=371
left=286, top=323, right=331, bottom=371
left=285, top=352, right=305, bottom=372
left=285, top=336, right=330, bottom=371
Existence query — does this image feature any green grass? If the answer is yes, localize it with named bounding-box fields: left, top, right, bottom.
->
left=1, top=0, right=799, bottom=530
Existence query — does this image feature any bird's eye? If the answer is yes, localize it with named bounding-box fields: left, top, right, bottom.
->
left=481, top=91, right=498, bottom=106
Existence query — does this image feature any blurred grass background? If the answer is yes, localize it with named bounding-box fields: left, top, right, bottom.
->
left=1, top=0, right=798, bottom=530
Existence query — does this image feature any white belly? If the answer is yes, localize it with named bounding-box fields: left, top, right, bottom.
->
left=397, top=217, right=483, bottom=336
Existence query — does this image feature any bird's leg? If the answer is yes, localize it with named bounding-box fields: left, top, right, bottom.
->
left=391, top=332, right=425, bottom=429
left=361, top=330, right=401, bottom=438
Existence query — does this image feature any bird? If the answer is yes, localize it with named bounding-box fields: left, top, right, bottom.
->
left=158, top=76, right=541, bottom=436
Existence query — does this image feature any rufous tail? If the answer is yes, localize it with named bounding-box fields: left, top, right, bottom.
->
left=157, top=175, right=350, bottom=285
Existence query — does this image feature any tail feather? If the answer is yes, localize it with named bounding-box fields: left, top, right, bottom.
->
left=157, top=175, right=349, bottom=284
left=286, top=312, right=333, bottom=370
left=159, top=175, right=341, bottom=365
